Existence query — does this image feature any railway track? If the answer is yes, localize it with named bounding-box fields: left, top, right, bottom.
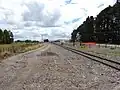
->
left=53, top=42, right=120, bottom=71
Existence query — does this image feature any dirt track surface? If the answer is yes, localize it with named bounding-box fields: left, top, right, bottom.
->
left=0, top=43, right=120, bottom=90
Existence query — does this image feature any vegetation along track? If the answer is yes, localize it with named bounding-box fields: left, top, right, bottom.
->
left=52, top=42, right=120, bottom=71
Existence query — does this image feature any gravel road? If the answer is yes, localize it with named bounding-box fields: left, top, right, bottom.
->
left=0, top=43, right=120, bottom=90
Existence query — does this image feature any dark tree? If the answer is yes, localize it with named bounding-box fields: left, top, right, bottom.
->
left=0, top=29, right=3, bottom=44
left=9, top=30, right=14, bottom=43
left=71, top=2, right=120, bottom=44
left=71, top=29, right=78, bottom=46
left=0, top=29, right=14, bottom=44
left=3, top=30, right=10, bottom=44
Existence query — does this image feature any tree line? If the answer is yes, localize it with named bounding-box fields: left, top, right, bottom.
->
left=15, top=40, right=39, bottom=43
left=71, top=1, right=120, bottom=44
left=0, top=29, right=40, bottom=44
left=0, top=29, right=14, bottom=44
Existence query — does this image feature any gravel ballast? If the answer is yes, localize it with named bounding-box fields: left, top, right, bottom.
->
left=0, top=43, right=120, bottom=90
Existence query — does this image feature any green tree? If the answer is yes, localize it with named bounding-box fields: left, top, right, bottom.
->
left=71, top=29, right=78, bottom=41
left=3, top=29, right=10, bottom=44
left=71, top=29, right=78, bottom=46
left=0, top=29, right=14, bottom=44
left=71, top=1, right=120, bottom=44
left=0, top=29, right=3, bottom=44
left=9, top=30, right=14, bottom=43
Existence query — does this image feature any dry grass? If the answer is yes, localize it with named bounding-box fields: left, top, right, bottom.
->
left=67, top=42, right=120, bottom=56
left=0, top=43, right=43, bottom=61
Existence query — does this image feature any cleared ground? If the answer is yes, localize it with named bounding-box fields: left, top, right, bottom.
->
left=0, top=43, right=120, bottom=90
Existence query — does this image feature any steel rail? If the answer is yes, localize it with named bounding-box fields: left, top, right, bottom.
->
left=53, top=43, right=120, bottom=71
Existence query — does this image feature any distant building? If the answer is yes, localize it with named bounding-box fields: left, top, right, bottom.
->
left=44, top=39, right=49, bottom=42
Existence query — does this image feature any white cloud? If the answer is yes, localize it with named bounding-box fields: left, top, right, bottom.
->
left=0, top=0, right=117, bottom=41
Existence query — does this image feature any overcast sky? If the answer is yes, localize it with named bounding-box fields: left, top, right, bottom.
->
left=0, top=0, right=116, bottom=40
